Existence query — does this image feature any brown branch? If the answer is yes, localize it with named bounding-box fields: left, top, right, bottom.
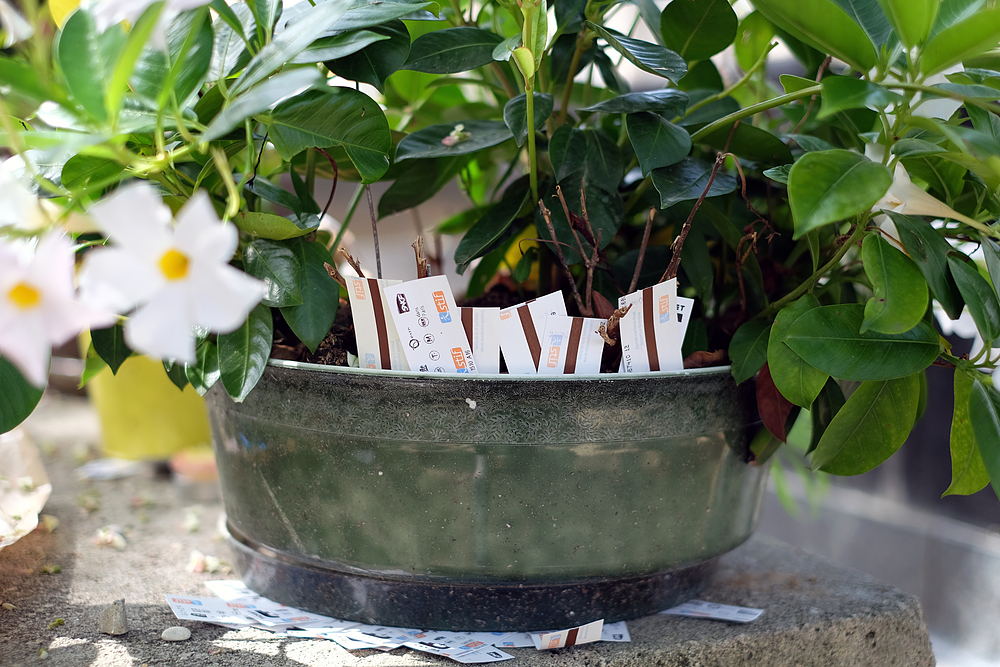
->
left=629, top=207, right=654, bottom=293
left=315, top=148, right=338, bottom=220
left=539, top=200, right=588, bottom=315
left=323, top=262, right=348, bottom=289
left=365, top=185, right=381, bottom=279
left=412, top=236, right=429, bottom=279
left=791, top=56, right=832, bottom=135
left=342, top=249, right=364, bottom=277
left=597, top=304, right=633, bottom=346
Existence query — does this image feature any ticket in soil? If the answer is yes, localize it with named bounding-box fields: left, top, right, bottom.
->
left=164, top=594, right=254, bottom=625
left=383, top=276, right=478, bottom=374
left=537, top=315, right=606, bottom=375
left=660, top=599, right=764, bottom=623
left=618, top=278, right=684, bottom=373
left=460, top=307, right=501, bottom=374
left=347, top=276, right=409, bottom=371
left=675, top=296, right=694, bottom=342
left=497, top=291, right=568, bottom=374
left=531, top=619, right=604, bottom=650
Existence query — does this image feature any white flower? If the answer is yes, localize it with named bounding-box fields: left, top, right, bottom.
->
left=866, top=144, right=979, bottom=224
left=79, top=183, right=265, bottom=364
left=90, top=0, right=212, bottom=49
left=0, top=157, right=96, bottom=233
left=0, top=234, right=114, bottom=386
left=0, top=0, right=34, bottom=48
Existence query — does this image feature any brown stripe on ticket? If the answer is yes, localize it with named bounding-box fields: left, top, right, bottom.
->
left=564, top=318, right=584, bottom=374
left=369, top=279, right=391, bottom=370
left=462, top=308, right=474, bottom=346
left=565, top=628, right=579, bottom=647
left=517, top=305, right=542, bottom=369
left=642, top=287, right=659, bottom=372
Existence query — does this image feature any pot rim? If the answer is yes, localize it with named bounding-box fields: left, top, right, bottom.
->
left=267, top=358, right=733, bottom=382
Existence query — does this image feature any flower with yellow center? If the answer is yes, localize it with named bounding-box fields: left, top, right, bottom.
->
left=79, top=184, right=264, bottom=364
left=0, top=234, right=114, bottom=386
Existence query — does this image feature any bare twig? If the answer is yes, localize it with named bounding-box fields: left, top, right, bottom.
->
left=539, top=200, right=588, bottom=315
left=629, top=208, right=654, bottom=293
left=365, top=185, right=381, bottom=279
left=323, top=262, right=348, bottom=289
left=791, top=56, right=832, bottom=135
left=555, top=185, right=590, bottom=260
left=248, top=132, right=268, bottom=187
left=342, top=249, right=364, bottom=277
left=316, top=148, right=338, bottom=220
left=597, top=304, right=633, bottom=346
left=412, top=236, right=429, bottom=279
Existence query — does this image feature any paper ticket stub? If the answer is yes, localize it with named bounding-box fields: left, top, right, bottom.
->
left=384, top=276, right=478, bottom=374
left=461, top=307, right=501, bottom=374
left=660, top=599, right=764, bottom=623
left=676, top=296, right=694, bottom=342
left=494, top=633, right=534, bottom=648
left=601, top=621, right=631, bottom=642
left=347, top=277, right=409, bottom=371
left=406, top=642, right=514, bottom=663
left=537, top=315, right=606, bottom=375
left=618, top=279, right=684, bottom=373
left=531, top=619, right=603, bottom=650
left=164, top=594, right=253, bottom=625
left=497, top=291, right=568, bottom=374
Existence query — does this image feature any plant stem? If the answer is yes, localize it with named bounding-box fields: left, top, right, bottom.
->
left=329, top=183, right=365, bottom=254
left=526, top=86, right=539, bottom=204
left=679, top=42, right=777, bottom=123
left=305, top=148, right=317, bottom=201
left=557, top=30, right=591, bottom=124
left=690, top=86, right=822, bottom=143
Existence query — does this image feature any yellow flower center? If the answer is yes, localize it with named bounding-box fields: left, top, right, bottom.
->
left=8, top=282, right=41, bottom=309
left=158, top=249, right=190, bottom=281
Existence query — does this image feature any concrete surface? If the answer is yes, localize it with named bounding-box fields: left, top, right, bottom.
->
left=1, top=393, right=935, bottom=666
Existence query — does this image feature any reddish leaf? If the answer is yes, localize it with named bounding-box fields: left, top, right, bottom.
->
left=592, top=291, right=616, bottom=319
left=683, top=349, right=726, bottom=368
left=757, top=363, right=794, bottom=442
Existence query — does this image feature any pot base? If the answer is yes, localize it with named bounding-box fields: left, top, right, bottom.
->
left=227, top=521, right=717, bottom=632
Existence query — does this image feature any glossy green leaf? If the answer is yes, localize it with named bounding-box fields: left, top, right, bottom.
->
left=131, top=9, right=214, bottom=106
left=202, top=68, right=324, bottom=142
left=631, top=0, right=667, bottom=45
left=219, top=304, right=273, bottom=403
left=162, top=359, right=189, bottom=391
left=455, top=178, right=530, bottom=273
left=325, top=20, right=410, bottom=93
left=61, top=155, right=124, bottom=193
left=395, top=120, right=513, bottom=161
left=268, top=88, right=392, bottom=183
left=730, top=319, right=772, bottom=384
left=750, top=0, right=877, bottom=72
left=829, top=0, right=892, bottom=47
left=931, top=0, right=987, bottom=40
left=680, top=59, right=724, bottom=92
left=243, top=239, right=303, bottom=307
left=0, top=357, right=44, bottom=432
left=970, top=379, right=1000, bottom=500
left=291, top=30, right=388, bottom=64
left=660, top=0, right=739, bottom=62
left=785, top=304, right=940, bottom=381
left=982, top=236, right=1000, bottom=302
left=810, top=377, right=846, bottom=454
left=185, top=340, right=220, bottom=396
left=235, top=211, right=320, bottom=240
left=787, top=149, right=891, bottom=239
left=548, top=124, right=586, bottom=183
left=626, top=112, right=692, bottom=176
left=811, top=373, right=919, bottom=474
left=921, top=4, right=1000, bottom=75
left=763, top=165, right=791, bottom=184
left=780, top=73, right=816, bottom=93
left=56, top=8, right=108, bottom=121
left=735, top=11, right=776, bottom=72
left=890, top=211, right=964, bottom=320
left=877, top=0, right=938, bottom=48
left=534, top=172, right=625, bottom=265
left=580, top=89, right=689, bottom=116
left=650, top=157, right=738, bottom=208
left=768, top=295, right=829, bottom=407
left=253, top=0, right=281, bottom=34
left=582, top=129, right=625, bottom=191
left=890, top=138, right=947, bottom=159
left=587, top=22, right=688, bottom=82
left=861, top=234, right=928, bottom=334
left=378, top=156, right=469, bottom=217
left=818, top=76, right=904, bottom=118
left=332, top=0, right=434, bottom=32
left=944, top=369, right=990, bottom=496
left=948, top=255, right=1000, bottom=342
left=700, top=122, right=793, bottom=166
left=403, top=27, right=503, bottom=73
left=210, top=0, right=248, bottom=43
left=513, top=246, right=538, bottom=283
left=503, top=93, right=554, bottom=147
left=91, top=323, right=131, bottom=375
left=279, top=241, right=340, bottom=354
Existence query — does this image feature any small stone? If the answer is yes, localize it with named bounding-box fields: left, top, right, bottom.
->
left=161, top=627, right=191, bottom=642
left=97, top=599, right=128, bottom=635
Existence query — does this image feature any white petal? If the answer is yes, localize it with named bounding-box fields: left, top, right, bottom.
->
left=88, top=183, right=173, bottom=260
left=78, top=247, right=164, bottom=313
left=190, top=264, right=265, bottom=332
left=0, top=316, right=50, bottom=386
left=0, top=162, right=43, bottom=229
left=173, top=192, right=238, bottom=265
left=90, top=0, right=154, bottom=32
left=124, top=286, right=197, bottom=363
left=0, top=0, right=34, bottom=47
left=895, top=181, right=981, bottom=227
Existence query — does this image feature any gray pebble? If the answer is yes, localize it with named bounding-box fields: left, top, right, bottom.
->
left=161, top=626, right=191, bottom=641
left=97, top=599, right=127, bottom=635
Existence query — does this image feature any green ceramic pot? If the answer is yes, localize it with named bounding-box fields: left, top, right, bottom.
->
left=207, top=361, right=767, bottom=630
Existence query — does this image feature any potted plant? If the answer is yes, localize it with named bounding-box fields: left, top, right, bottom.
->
left=2, top=0, right=1000, bottom=631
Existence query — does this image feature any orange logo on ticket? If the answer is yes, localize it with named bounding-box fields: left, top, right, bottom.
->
left=546, top=346, right=560, bottom=368
left=433, top=290, right=449, bottom=313
left=451, top=347, right=466, bottom=369
left=353, top=280, right=366, bottom=300
left=658, top=294, right=670, bottom=315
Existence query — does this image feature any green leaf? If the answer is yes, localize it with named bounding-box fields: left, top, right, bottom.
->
left=291, top=30, right=389, bottom=64
left=818, top=76, right=904, bottom=118
left=626, top=112, right=692, bottom=176
left=395, top=120, right=513, bottom=161
left=660, top=0, right=739, bottom=62
left=877, top=0, right=938, bottom=48
left=582, top=129, right=625, bottom=192
left=231, top=0, right=353, bottom=96
left=513, top=246, right=538, bottom=283
left=503, top=93, right=554, bottom=147
left=243, top=239, right=304, bottom=307
left=162, top=359, right=189, bottom=391
left=61, top=155, right=124, bottom=193
left=631, top=0, right=667, bottom=45
left=948, top=255, right=1000, bottom=342
left=735, top=11, right=776, bottom=72
left=890, top=211, right=964, bottom=320
left=378, top=156, right=469, bottom=217
left=829, top=0, right=892, bottom=46
left=91, top=323, right=131, bottom=375
left=403, top=27, right=503, bottom=73
left=235, top=211, right=320, bottom=240
left=810, top=373, right=919, bottom=474
left=970, top=379, right=1000, bottom=500
left=185, top=340, right=221, bottom=397
left=700, top=122, right=793, bottom=166
left=768, top=295, right=829, bottom=408
left=750, top=0, right=878, bottom=72
left=650, top=157, right=738, bottom=208
left=890, top=138, right=947, bottom=159
left=763, top=165, right=791, bottom=184
left=202, top=68, right=325, bottom=142
left=730, top=319, right=772, bottom=384
left=586, top=22, right=688, bottom=82
left=931, top=0, right=987, bottom=40
left=0, top=357, right=44, bottom=432
left=549, top=124, right=587, bottom=183
left=280, top=240, right=340, bottom=353
left=580, top=89, right=688, bottom=116
left=860, top=234, right=928, bottom=334
left=810, top=377, right=846, bottom=454
left=787, top=149, right=892, bottom=239
left=268, top=88, right=392, bottom=184
left=209, top=3, right=254, bottom=79
left=333, top=0, right=435, bottom=31
left=944, top=369, right=990, bottom=496
left=455, top=177, right=530, bottom=273
left=780, top=73, right=817, bottom=93
left=785, top=304, right=940, bottom=381
left=131, top=9, right=214, bottom=107
left=982, top=236, right=1000, bottom=303
left=56, top=8, right=108, bottom=121
left=325, top=20, right=410, bottom=93
left=218, top=304, right=273, bottom=402
left=921, top=4, right=1000, bottom=75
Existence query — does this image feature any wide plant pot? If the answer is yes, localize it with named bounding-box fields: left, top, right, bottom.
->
left=207, top=361, right=768, bottom=631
